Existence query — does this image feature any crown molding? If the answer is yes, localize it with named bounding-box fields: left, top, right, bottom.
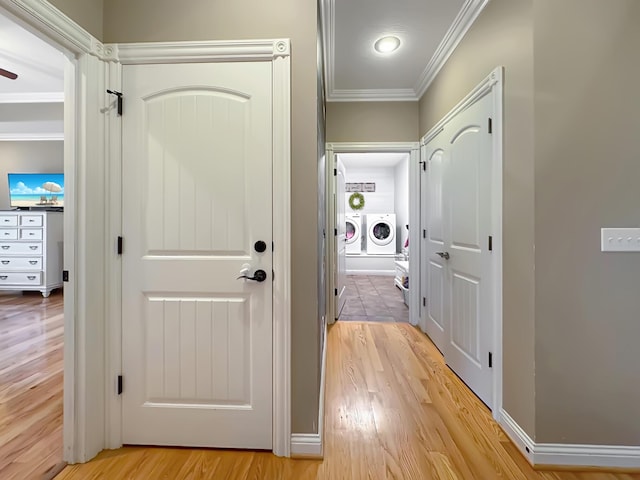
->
left=322, top=0, right=489, bottom=103
left=329, top=88, right=418, bottom=102
left=414, top=0, right=489, bottom=99
left=0, top=132, right=63, bottom=141
left=0, top=91, right=64, bottom=103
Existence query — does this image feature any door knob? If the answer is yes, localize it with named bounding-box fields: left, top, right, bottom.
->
left=436, top=251, right=450, bottom=260
left=237, top=269, right=268, bottom=282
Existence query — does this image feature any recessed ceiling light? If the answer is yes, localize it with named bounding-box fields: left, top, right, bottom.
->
left=374, top=35, right=401, bottom=54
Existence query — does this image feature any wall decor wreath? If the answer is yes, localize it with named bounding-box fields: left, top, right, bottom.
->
left=348, top=192, right=365, bottom=211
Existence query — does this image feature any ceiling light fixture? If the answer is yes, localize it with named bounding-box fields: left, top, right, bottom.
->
left=374, top=35, right=401, bottom=54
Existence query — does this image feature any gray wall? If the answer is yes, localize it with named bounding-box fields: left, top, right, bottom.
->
left=327, top=101, right=419, bottom=143
left=533, top=0, right=640, bottom=445
left=0, top=141, right=64, bottom=210
left=49, top=0, right=104, bottom=40
left=419, top=0, right=536, bottom=437
left=101, top=0, right=321, bottom=434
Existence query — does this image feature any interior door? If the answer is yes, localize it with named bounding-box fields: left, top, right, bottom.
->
left=335, top=155, right=347, bottom=317
left=121, top=61, right=273, bottom=448
left=444, top=93, right=494, bottom=408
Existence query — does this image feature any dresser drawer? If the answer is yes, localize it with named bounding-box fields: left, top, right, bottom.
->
left=20, top=215, right=43, bottom=227
left=20, top=229, right=43, bottom=240
left=0, top=215, right=18, bottom=227
left=0, top=242, right=42, bottom=255
left=0, top=229, right=18, bottom=240
left=0, top=272, right=41, bottom=286
left=0, top=257, right=41, bottom=270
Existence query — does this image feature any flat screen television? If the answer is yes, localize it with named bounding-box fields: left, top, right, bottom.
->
left=8, top=173, right=64, bottom=209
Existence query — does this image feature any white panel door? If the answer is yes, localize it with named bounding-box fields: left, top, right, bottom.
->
left=444, top=92, right=494, bottom=408
left=423, top=135, right=448, bottom=352
left=122, top=61, right=273, bottom=448
left=335, top=156, right=347, bottom=317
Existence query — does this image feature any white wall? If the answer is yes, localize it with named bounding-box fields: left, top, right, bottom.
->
left=0, top=141, right=64, bottom=209
left=394, top=156, right=409, bottom=253
left=344, top=166, right=395, bottom=215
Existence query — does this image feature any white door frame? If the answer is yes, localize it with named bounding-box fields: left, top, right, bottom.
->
left=106, top=39, right=292, bottom=457
left=325, top=142, right=420, bottom=326
left=0, top=0, right=114, bottom=463
left=420, top=67, right=503, bottom=420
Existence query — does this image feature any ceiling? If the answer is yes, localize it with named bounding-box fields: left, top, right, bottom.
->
left=322, top=0, right=488, bottom=102
left=0, top=12, right=65, bottom=103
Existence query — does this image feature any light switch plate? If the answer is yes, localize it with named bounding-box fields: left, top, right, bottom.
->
left=601, top=228, right=640, bottom=252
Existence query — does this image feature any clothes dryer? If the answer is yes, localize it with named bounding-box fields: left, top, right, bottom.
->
left=345, top=213, right=362, bottom=254
left=366, top=213, right=396, bottom=254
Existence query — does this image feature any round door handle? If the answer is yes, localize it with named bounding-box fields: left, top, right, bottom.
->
left=436, top=251, right=450, bottom=260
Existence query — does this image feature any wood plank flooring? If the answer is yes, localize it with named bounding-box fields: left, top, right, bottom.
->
left=0, top=291, right=64, bottom=480
left=56, top=321, right=639, bottom=479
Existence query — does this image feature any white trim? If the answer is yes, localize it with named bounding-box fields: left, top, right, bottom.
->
left=106, top=39, right=292, bottom=458
left=290, top=434, right=323, bottom=458
left=271, top=40, right=292, bottom=458
left=498, top=409, right=535, bottom=464
left=414, top=0, right=490, bottom=99
left=420, top=67, right=503, bottom=418
left=325, top=142, right=419, bottom=325
left=0, top=91, right=64, bottom=103
left=535, top=444, right=640, bottom=469
left=321, top=0, right=488, bottom=102
left=499, top=409, right=640, bottom=469
left=328, top=88, right=418, bottom=102
left=111, top=39, right=291, bottom=64
left=0, top=132, right=64, bottom=141
left=346, top=269, right=394, bottom=276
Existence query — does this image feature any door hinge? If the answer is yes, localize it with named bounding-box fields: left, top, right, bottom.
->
left=334, top=288, right=338, bottom=296
left=272, top=269, right=275, bottom=281
left=62, top=270, right=69, bottom=282
left=117, top=375, right=123, bottom=395
left=422, top=297, right=426, bottom=307
left=107, top=89, right=123, bottom=116
left=488, top=235, right=493, bottom=251
left=423, top=229, right=426, bottom=239
left=488, top=117, right=493, bottom=134
left=117, top=236, right=123, bottom=255
left=333, top=168, right=337, bottom=176
left=272, top=241, right=275, bottom=252
left=420, top=161, right=426, bottom=171
left=488, top=352, right=493, bottom=368
left=334, top=228, right=337, bottom=236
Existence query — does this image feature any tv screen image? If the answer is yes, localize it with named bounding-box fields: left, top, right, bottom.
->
left=8, top=173, right=64, bottom=208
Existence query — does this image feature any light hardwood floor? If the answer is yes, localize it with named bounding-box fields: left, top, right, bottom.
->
left=0, top=291, right=64, bottom=480
left=56, top=321, right=639, bottom=480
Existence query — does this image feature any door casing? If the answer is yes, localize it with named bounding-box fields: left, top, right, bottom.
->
left=420, top=67, right=504, bottom=421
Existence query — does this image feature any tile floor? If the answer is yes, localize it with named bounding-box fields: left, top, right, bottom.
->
left=339, top=275, right=409, bottom=322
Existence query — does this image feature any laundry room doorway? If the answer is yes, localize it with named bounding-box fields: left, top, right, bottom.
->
left=326, top=143, right=420, bottom=326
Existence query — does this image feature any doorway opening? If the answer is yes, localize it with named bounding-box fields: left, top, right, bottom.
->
left=325, top=142, right=420, bottom=327
left=0, top=8, right=70, bottom=479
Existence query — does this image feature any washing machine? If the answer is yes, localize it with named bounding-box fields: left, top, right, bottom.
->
left=366, top=214, right=396, bottom=254
left=345, top=213, right=362, bottom=254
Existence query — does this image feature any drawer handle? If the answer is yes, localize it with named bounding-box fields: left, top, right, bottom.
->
left=28, top=232, right=35, bottom=236
left=27, top=275, right=36, bottom=280
left=1, top=246, right=9, bottom=250
left=29, top=246, right=38, bottom=250
left=3, top=232, right=10, bottom=236
left=1, top=260, right=8, bottom=265
left=3, top=219, right=9, bottom=222
left=0, top=276, right=7, bottom=280
left=29, top=261, right=38, bottom=265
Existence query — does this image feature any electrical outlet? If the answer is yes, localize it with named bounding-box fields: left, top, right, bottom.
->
left=601, top=228, right=640, bottom=252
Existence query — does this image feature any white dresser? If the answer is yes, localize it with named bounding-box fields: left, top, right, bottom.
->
left=0, top=210, right=63, bottom=297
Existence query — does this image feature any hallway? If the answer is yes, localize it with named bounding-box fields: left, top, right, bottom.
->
left=56, top=322, right=639, bottom=479
left=340, top=275, right=409, bottom=322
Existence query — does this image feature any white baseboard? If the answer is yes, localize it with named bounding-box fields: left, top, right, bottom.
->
left=499, top=409, right=640, bottom=469
left=290, top=322, right=327, bottom=459
left=290, top=433, right=322, bottom=458
left=499, top=409, right=535, bottom=464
